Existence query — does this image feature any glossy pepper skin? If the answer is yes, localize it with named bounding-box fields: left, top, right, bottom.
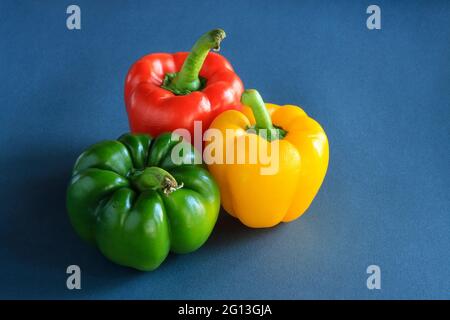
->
left=66, top=133, right=220, bottom=271
left=124, top=29, right=243, bottom=138
left=206, top=90, right=329, bottom=228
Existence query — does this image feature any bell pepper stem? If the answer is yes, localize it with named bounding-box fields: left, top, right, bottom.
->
left=130, top=167, right=182, bottom=195
left=162, top=29, right=226, bottom=95
left=241, top=89, right=287, bottom=141
left=241, top=89, right=274, bottom=130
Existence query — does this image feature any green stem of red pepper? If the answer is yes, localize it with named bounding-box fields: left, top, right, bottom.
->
left=241, top=89, right=287, bottom=142
left=130, top=167, right=181, bottom=195
left=162, top=29, right=226, bottom=95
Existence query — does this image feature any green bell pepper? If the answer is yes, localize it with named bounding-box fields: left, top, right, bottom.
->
left=66, top=132, right=220, bottom=271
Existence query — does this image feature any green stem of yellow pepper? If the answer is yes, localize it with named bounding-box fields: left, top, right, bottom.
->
left=241, top=89, right=287, bottom=141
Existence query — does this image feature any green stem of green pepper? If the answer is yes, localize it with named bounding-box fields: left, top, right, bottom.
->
left=161, top=29, right=226, bottom=95
left=130, top=167, right=181, bottom=195
left=241, top=89, right=287, bottom=141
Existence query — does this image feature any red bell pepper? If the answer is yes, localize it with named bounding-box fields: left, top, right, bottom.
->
left=124, top=29, right=244, bottom=138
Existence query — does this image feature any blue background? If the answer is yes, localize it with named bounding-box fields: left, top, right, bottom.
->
left=0, top=0, right=449, bottom=299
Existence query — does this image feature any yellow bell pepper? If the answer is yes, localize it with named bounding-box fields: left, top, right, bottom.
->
left=205, top=89, right=329, bottom=228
